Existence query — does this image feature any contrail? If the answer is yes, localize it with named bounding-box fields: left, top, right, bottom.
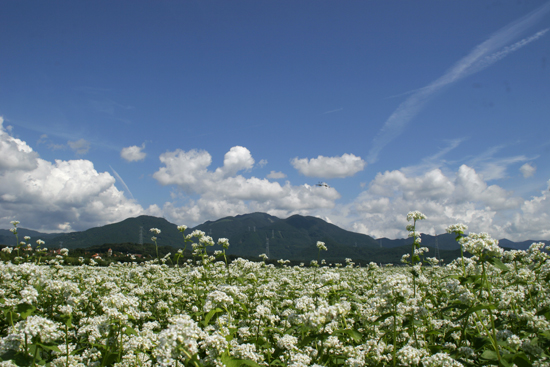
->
left=109, top=165, right=135, bottom=201
left=367, top=1, right=550, bottom=164
left=322, top=108, right=343, bottom=115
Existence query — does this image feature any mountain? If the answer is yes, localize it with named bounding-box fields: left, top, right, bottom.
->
left=194, top=213, right=381, bottom=261
left=1, top=213, right=548, bottom=263
left=0, top=228, right=58, bottom=247
left=377, top=234, right=549, bottom=251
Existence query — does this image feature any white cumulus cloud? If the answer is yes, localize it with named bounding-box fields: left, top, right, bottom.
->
left=267, top=171, right=287, bottom=179
left=291, top=153, right=366, bottom=178
left=0, top=118, right=144, bottom=232
left=0, top=118, right=39, bottom=171
left=343, top=164, right=547, bottom=241
left=520, top=163, right=536, bottom=178
left=152, top=146, right=341, bottom=225
left=121, top=144, right=147, bottom=162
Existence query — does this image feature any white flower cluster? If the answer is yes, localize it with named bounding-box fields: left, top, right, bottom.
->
left=459, top=232, right=503, bottom=258
left=0, top=224, right=549, bottom=366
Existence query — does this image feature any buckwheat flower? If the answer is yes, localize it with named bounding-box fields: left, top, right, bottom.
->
left=446, top=224, right=468, bottom=235
left=155, top=314, right=205, bottom=363
left=421, top=352, right=464, bottom=367
left=317, top=241, right=327, bottom=251
left=60, top=248, right=69, bottom=256
left=289, top=351, right=312, bottom=366
left=277, top=334, right=298, bottom=350
left=528, top=241, right=546, bottom=253
left=20, top=285, right=39, bottom=304
left=320, top=272, right=340, bottom=284
left=36, top=239, right=45, bottom=246
left=407, top=211, right=427, bottom=222
left=2, top=247, right=13, bottom=254
left=218, top=237, right=230, bottom=249
left=151, top=236, right=157, bottom=242
left=200, top=332, right=228, bottom=359
left=259, top=253, right=268, bottom=260
left=230, top=343, right=264, bottom=363
left=414, top=247, right=429, bottom=256
left=0, top=360, right=20, bottom=367
left=150, top=228, right=161, bottom=235
left=204, top=290, right=233, bottom=312
left=408, top=231, right=421, bottom=238
left=397, top=345, right=428, bottom=366
left=186, top=229, right=205, bottom=240
left=461, top=232, right=503, bottom=258
left=10, top=220, right=19, bottom=226
left=457, top=347, right=474, bottom=358
left=23, top=236, right=31, bottom=241
left=13, top=315, right=63, bottom=344
left=200, top=235, right=215, bottom=246
left=177, top=225, right=187, bottom=232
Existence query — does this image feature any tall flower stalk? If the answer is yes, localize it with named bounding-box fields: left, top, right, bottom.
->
left=313, top=241, right=327, bottom=282
left=406, top=211, right=426, bottom=349
left=446, top=224, right=468, bottom=276
left=150, top=228, right=161, bottom=261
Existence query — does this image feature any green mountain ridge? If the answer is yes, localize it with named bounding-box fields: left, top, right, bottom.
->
left=1, top=213, right=548, bottom=263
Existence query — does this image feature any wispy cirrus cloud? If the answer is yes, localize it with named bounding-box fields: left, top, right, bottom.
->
left=367, top=1, right=550, bottom=164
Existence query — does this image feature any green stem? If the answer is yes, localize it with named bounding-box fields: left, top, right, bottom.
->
left=66, top=323, right=70, bottom=367
left=32, top=342, right=38, bottom=367
left=256, top=316, right=262, bottom=343
left=392, top=311, right=397, bottom=367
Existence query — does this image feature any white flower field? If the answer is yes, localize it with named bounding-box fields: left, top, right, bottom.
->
left=1, top=213, right=549, bottom=367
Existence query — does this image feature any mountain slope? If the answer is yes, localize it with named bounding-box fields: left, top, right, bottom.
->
left=2, top=213, right=547, bottom=261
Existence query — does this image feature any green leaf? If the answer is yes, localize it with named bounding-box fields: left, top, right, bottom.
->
left=36, top=342, right=62, bottom=353
left=375, top=312, right=395, bottom=323
left=335, top=328, right=362, bottom=343
left=440, top=303, right=469, bottom=313
left=203, top=307, right=223, bottom=326
left=536, top=307, right=550, bottom=320
left=59, top=313, right=72, bottom=328
left=124, top=325, right=138, bottom=336
left=481, top=350, right=499, bottom=361
left=511, top=353, right=532, bottom=367
left=343, top=329, right=362, bottom=343
left=454, top=304, right=497, bottom=321
left=488, top=257, right=509, bottom=273
left=101, top=351, right=120, bottom=366
left=221, top=354, right=262, bottom=367
left=16, top=303, right=36, bottom=320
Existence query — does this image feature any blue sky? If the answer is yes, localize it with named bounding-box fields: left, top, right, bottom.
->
left=1, top=0, right=549, bottom=241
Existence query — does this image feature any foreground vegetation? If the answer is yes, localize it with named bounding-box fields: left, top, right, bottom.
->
left=1, top=214, right=549, bottom=366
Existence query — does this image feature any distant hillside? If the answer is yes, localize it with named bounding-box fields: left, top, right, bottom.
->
left=0, top=228, right=58, bottom=247
left=195, top=213, right=381, bottom=261
left=377, top=234, right=549, bottom=251
left=2, top=213, right=548, bottom=263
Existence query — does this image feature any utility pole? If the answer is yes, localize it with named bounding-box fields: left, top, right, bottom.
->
left=434, top=234, right=441, bottom=263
